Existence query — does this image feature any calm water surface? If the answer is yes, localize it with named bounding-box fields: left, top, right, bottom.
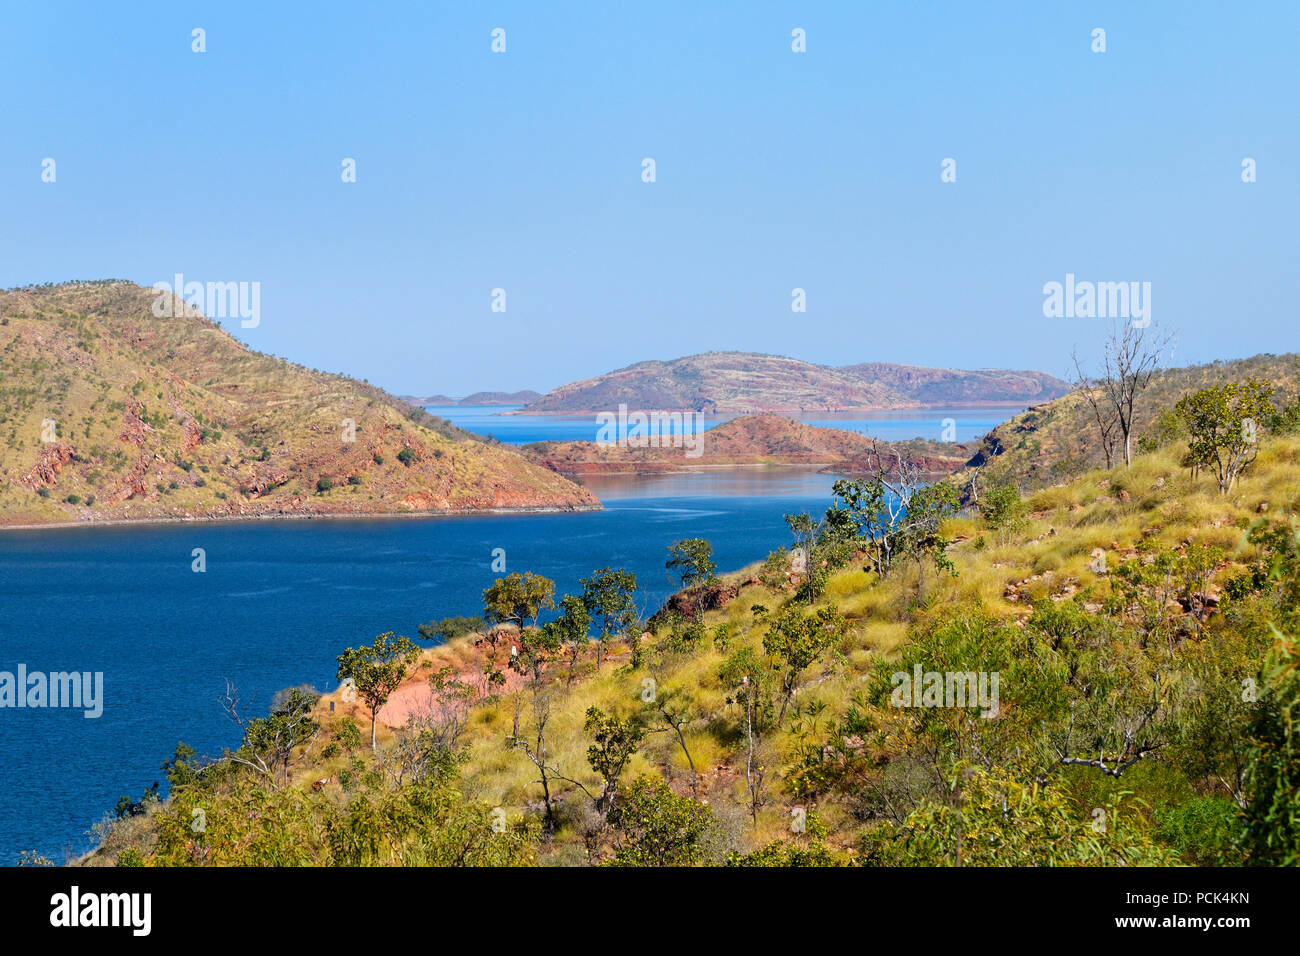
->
left=0, top=469, right=848, bottom=862
left=429, top=405, right=1015, bottom=445
left=0, top=406, right=1020, bottom=862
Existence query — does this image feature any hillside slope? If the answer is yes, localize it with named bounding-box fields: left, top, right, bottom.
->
left=958, top=353, right=1300, bottom=492
left=0, top=281, right=598, bottom=526
left=520, top=352, right=1069, bottom=414
left=82, top=420, right=1300, bottom=867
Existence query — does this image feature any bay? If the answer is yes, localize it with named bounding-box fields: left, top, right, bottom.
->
left=0, top=468, right=840, bottom=862
left=429, top=404, right=1016, bottom=445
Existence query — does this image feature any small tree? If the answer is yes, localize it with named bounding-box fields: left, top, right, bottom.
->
left=548, top=593, right=593, bottom=684
left=608, top=776, right=715, bottom=866
left=648, top=686, right=700, bottom=798
left=336, top=632, right=421, bottom=748
left=895, top=481, right=962, bottom=595
left=580, top=567, right=636, bottom=668
left=584, top=707, right=646, bottom=813
left=720, top=642, right=776, bottom=824
left=666, top=539, right=717, bottom=589
left=509, top=617, right=563, bottom=687
left=483, top=572, right=556, bottom=686
left=483, top=572, right=557, bottom=631
left=219, top=683, right=321, bottom=786
left=978, top=483, right=1026, bottom=547
left=763, top=605, right=848, bottom=724
left=783, top=509, right=857, bottom=603
left=1175, top=381, right=1275, bottom=493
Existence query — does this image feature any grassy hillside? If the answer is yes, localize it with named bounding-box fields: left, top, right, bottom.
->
left=82, top=394, right=1300, bottom=866
left=958, top=353, right=1300, bottom=493
left=0, top=281, right=598, bottom=525
left=521, top=351, right=1069, bottom=414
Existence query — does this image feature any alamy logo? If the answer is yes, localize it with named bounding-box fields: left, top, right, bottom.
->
left=50, top=887, right=151, bottom=936
left=1042, top=273, right=1151, bottom=327
left=151, top=273, right=261, bottom=328
left=890, top=665, right=1000, bottom=718
left=595, top=404, right=705, bottom=458
left=0, top=665, right=103, bottom=718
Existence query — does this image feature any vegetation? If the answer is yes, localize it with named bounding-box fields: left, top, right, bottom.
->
left=81, top=366, right=1300, bottom=868
left=0, top=281, right=596, bottom=525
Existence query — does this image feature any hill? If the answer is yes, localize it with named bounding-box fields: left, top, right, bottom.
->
left=82, top=404, right=1300, bottom=867
left=519, top=352, right=1069, bottom=414
left=957, top=353, right=1300, bottom=493
left=523, top=414, right=972, bottom=476
left=0, top=281, right=598, bottom=526
left=839, top=362, right=1066, bottom=405
left=400, top=390, right=541, bottom=407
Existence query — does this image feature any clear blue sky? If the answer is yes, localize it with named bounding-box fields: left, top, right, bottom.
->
left=2, top=1, right=1295, bottom=396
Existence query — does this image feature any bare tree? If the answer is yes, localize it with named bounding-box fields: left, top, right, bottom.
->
left=1089, top=322, right=1173, bottom=468
left=1071, top=348, right=1121, bottom=469
left=513, top=688, right=560, bottom=832
left=218, top=681, right=320, bottom=787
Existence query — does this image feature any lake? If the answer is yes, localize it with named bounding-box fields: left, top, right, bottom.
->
left=0, top=406, right=1018, bottom=863
left=427, top=405, right=1013, bottom=445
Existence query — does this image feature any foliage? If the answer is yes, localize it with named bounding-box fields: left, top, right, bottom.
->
left=336, top=633, right=420, bottom=748
left=584, top=707, right=647, bottom=812
left=1175, top=380, right=1275, bottom=492
left=606, top=776, right=715, bottom=866
left=978, top=483, right=1026, bottom=546
left=666, top=538, right=717, bottom=588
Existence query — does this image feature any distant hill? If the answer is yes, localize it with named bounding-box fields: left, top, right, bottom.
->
left=460, top=390, right=541, bottom=405
left=400, top=390, right=541, bottom=407
left=839, top=362, right=1066, bottom=406
left=399, top=393, right=457, bottom=406
left=523, top=414, right=972, bottom=476
left=519, top=352, right=1069, bottom=414
left=0, top=282, right=598, bottom=526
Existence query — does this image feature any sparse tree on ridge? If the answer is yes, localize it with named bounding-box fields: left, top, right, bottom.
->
left=1091, top=321, right=1174, bottom=468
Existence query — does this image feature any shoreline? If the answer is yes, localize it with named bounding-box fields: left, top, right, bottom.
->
left=0, top=502, right=604, bottom=533
left=564, top=460, right=963, bottom=478
left=500, top=401, right=1038, bottom=417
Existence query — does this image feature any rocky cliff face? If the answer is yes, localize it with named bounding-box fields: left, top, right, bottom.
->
left=0, top=281, right=599, bottom=526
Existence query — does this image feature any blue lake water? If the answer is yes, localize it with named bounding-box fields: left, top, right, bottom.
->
left=0, top=405, right=1017, bottom=863
left=429, top=405, right=1015, bottom=445
left=0, top=468, right=853, bottom=863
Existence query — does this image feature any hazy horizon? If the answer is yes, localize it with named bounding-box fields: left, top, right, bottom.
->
left=3, top=1, right=1296, bottom=395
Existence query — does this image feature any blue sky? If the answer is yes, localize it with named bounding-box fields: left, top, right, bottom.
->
left=2, top=1, right=1295, bottom=395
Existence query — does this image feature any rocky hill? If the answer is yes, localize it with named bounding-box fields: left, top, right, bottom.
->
left=519, top=352, right=1069, bottom=414
left=0, top=281, right=598, bottom=526
left=522, top=413, right=972, bottom=476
